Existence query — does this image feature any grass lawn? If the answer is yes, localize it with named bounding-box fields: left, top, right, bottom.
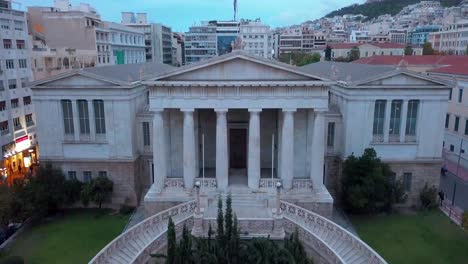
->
left=0, top=209, right=130, bottom=264
left=352, top=210, right=468, bottom=264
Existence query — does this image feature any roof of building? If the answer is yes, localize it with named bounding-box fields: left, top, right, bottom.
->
left=83, top=62, right=175, bottom=83
left=354, top=55, right=468, bottom=76
left=328, top=43, right=408, bottom=49
left=300, top=61, right=396, bottom=82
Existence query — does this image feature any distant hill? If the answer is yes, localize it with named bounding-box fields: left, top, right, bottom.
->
left=325, top=0, right=462, bottom=20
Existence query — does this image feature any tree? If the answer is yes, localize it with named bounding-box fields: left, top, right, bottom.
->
left=349, top=46, right=360, bottom=61
left=0, top=185, right=13, bottom=231
left=342, top=148, right=406, bottom=214
left=63, top=179, right=83, bottom=205
left=81, top=176, right=113, bottom=208
left=284, top=229, right=312, bottom=264
left=404, top=45, right=414, bottom=56
left=279, top=52, right=321, bottom=66
left=422, top=42, right=435, bottom=55
left=166, top=217, right=177, bottom=264
left=178, top=224, right=193, bottom=263
left=419, top=183, right=437, bottom=210
left=324, top=46, right=332, bottom=61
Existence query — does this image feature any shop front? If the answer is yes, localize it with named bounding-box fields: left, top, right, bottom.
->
left=1, top=135, right=39, bottom=184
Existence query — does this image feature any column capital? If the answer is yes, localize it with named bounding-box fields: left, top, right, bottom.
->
left=282, top=108, right=297, bottom=113
left=152, top=108, right=164, bottom=113
left=215, top=108, right=228, bottom=114
left=248, top=108, right=262, bottom=113
left=181, top=108, right=195, bottom=113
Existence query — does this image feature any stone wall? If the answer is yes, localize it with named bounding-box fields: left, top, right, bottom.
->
left=51, top=160, right=139, bottom=207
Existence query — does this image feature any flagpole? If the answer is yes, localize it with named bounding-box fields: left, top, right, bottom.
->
left=271, top=134, right=274, bottom=188
left=202, top=134, right=205, bottom=193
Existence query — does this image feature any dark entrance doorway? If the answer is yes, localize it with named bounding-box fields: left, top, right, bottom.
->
left=229, top=128, right=247, bottom=169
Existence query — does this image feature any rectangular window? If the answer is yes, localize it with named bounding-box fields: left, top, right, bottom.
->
left=459, top=88, right=463, bottom=103
left=3, top=39, right=12, bottom=49
left=77, top=100, right=90, bottom=134
left=450, top=144, right=455, bottom=152
left=143, top=122, right=150, bottom=146
left=93, top=100, right=106, bottom=134
left=6, top=60, right=14, bottom=69
left=455, top=116, right=460, bottom=132
left=445, top=114, right=450, bottom=128
left=10, top=98, right=18, bottom=108
left=0, top=18, right=9, bottom=29
left=8, top=79, right=16, bottom=89
left=449, top=88, right=452, bottom=100
left=98, top=171, right=107, bottom=178
left=61, top=100, right=74, bottom=135
left=14, top=20, right=23, bottom=31
left=67, top=171, right=77, bottom=180
left=18, top=59, right=27, bottom=68
left=13, top=117, right=22, bottom=130
left=327, top=122, right=335, bottom=147
left=23, top=96, right=31, bottom=105
left=16, top=40, right=25, bottom=49
left=25, top=114, right=34, bottom=127
left=403, top=173, right=412, bottom=192
left=465, top=120, right=468, bottom=135
left=373, top=100, right=386, bottom=138
left=389, top=100, right=402, bottom=137
left=0, top=81, right=4, bottom=91
left=0, top=101, right=5, bottom=111
left=83, top=171, right=92, bottom=183
left=0, top=121, right=8, bottom=134
left=20, top=78, right=28, bottom=88
left=405, top=100, right=419, bottom=136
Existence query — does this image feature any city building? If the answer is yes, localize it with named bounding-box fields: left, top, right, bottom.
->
left=172, top=32, right=185, bottom=66
left=429, top=19, right=468, bottom=55
left=185, top=19, right=272, bottom=64
left=0, top=0, right=37, bottom=183
left=355, top=55, right=468, bottom=170
left=121, top=12, right=173, bottom=64
left=329, top=43, right=422, bottom=60
left=349, top=30, right=370, bottom=43
left=389, top=29, right=408, bottom=44
left=31, top=51, right=449, bottom=215
left=27, top=0, right=145, bottom=80
left=277, top=28, right=327, bottom=55
left=408, top=25, right=441, bottom=45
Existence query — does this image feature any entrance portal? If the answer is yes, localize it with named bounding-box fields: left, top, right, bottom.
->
left=229, top=128, right=247, bottom=168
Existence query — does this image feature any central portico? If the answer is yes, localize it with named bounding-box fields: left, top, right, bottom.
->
left=142, top=51, right=334, bottom=214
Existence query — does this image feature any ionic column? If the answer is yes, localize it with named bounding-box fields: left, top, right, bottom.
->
left=280, top=109, right=295, bottom=189
left=311, top=109, right=326, bottom=191
left=182, top=109, right=196, bottom=190
left=400, top=100, right=408, bottom=143
left=248, top=109, right=261, bottom=189
left=152, top=109, right=167, bottom=193
left=215, top=109, right=228, bottom=189
left=383, top=100, right=392, bottom=142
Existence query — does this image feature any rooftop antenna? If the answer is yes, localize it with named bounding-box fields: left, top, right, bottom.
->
left=233, top=0, right=238, bottom=21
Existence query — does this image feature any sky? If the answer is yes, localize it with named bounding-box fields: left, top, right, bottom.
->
left=18, top=0, right=364, bottom=32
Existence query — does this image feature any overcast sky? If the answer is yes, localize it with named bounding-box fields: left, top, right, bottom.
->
left=18, top=0, right=364, bottom=32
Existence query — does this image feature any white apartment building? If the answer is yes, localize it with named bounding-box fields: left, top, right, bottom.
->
left=349, top=30, right=370, bottom=43
left=95, top=22, right=145, bottom=66
left=0, top=0, right=37, bottom=181
left=239, top=19, right=272, bottom=59
left=429, top=19, right=468, bottom=55
left=121, top=12, right=173, bottom=65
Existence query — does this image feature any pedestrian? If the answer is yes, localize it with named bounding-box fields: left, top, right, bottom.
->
left=441, top=164, right=448, bottom=176
left=18, top=163, right=22, bottom=173
left=438, top=190, right=445, bottom=206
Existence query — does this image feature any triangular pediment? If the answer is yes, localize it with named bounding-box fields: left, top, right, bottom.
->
left=33, top=71, right=125, bottom=88
left=146, top=52, right=328, bottom=82
left=355, top=71, right=449, bottom=87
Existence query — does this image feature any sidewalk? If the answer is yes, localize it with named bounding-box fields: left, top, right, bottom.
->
left=439, top=200, right=464, bottom=226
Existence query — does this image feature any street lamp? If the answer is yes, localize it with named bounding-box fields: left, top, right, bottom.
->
left=276, top=181, right=282, bottom=216
left=195, top=181, right=201, bottom=215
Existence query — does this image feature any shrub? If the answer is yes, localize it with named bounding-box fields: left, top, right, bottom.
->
left=63, top=179, right=83, bottom=205
left=462, top=212, right=468, bottom=230
left=80, top=176, right=113, bottom=208
left=119, top=204, right=135, bottom=215
left=0, top=256, right=24, bottom=264
left=419, top=183, right=438, bottom=210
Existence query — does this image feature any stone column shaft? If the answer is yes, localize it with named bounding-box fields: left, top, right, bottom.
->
left=311, top=110, right=326, bottom=191
left=152, top=109, right=167, bottom=192
left=216, top=109, right=228, bottom=189
left=248, top=109, right=261, bottom=189
left=182, top=109, right=196, bottom=190
left=280, top=109, right=295, bottom=189
left=400, top=100, right=408, bottom=143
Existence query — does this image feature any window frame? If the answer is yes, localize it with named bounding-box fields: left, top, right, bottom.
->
left=77, top=100, right=90, bottom=135
left=61, top=100, right=74, bottom=135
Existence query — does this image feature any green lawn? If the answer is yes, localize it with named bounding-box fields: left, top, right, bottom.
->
left=352, top=210, right=468, bottom=264
left=1, top=209, right=130, bottom=264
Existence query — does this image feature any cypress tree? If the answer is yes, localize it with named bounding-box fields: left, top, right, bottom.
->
left=166, top=217, right=177, bottom=264
left=225, top=193, right=233, bottom=243
left=216, top=197, right=224, bottom=242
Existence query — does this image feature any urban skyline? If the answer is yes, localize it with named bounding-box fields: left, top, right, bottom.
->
left=19, top=0, right=365, bottom=32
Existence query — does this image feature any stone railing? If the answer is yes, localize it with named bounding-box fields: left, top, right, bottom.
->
left=89, top=200, right=196, bottom=264
left=164, top=178, right=185, bottom=189
left=259, top=178, right=282, bottom=189
left=292, top=179, right=313, bottom=190
left=280, top=201, right=388, bottom=264
left=195, top=177, right=217, bottom=189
